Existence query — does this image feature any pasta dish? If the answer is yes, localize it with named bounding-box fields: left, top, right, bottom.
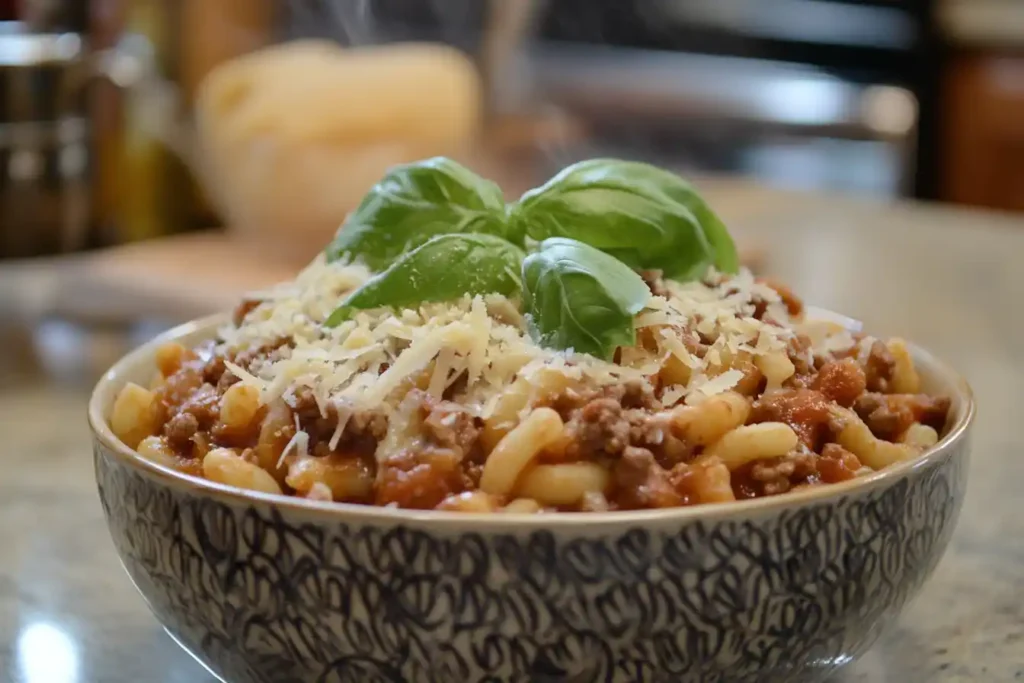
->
left=108, top=158, right=950, bottom=512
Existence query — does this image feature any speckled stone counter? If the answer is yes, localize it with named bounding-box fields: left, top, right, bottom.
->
left=1, top=185, right=1022, bottom=682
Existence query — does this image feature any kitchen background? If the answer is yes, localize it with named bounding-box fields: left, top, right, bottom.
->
left=3, top=0, right=1024, bottom=254
left=0, top=0, right=1022, bottom=382
left=4, top=5, right=1023, bottom=683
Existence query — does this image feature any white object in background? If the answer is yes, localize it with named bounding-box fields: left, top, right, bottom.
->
left=194, top=41, right=484, bottom=262
left=939, top=0, right=1024, bottom=47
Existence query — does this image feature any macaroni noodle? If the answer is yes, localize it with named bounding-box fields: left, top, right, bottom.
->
left=203, top=447, right=283, bottom=495
left=702, top=422, right=799, bottom=469
left=516, top=462, right=610, bottom=507
left=480, top=408, right=564, bottom=497
left=108, top=261, right=952, bottom=512
left=111, top=382, right=162, bottom=450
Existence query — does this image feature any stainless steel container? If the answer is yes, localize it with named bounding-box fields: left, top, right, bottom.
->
left=0, top=20, right=89, bottom=258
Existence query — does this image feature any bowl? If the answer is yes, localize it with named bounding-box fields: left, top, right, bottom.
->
left=90, top=316, right=974, bottom=683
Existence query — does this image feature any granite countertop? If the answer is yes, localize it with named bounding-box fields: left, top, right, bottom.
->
left=1, top=182, right=1022, bottom=682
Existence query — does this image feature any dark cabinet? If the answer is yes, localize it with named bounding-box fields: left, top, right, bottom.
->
left=943, top=54, right=1024, bottom=212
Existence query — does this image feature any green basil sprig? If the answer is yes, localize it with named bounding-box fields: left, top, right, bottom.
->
left=325, top=157, right=516, bottom=271
left=320, top=157, right=740, bottom=359
left=521, top=238, right=650, bottom=361
left=325, top=234, right=524, bottom=327
left=510, top=159, right=738, bottom=279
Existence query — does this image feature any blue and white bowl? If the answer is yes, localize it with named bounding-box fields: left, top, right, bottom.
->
left=90, top=317, right=974, bottom=683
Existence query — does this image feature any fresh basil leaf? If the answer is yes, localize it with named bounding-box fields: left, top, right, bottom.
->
left=511, top=159, right=738, bottom=278
left=522, top=237, right=650, bottom=360
left=651, top=172, right=739, bottom=275
left=325, top=234, right=525, bottom=327
left=325, top=157, right=513, bottom=271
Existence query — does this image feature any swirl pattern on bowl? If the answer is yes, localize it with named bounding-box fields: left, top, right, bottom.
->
left=95, top=432, right=967, bottom=683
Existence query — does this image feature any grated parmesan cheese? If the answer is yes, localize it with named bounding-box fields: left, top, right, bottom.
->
left=328, top=399, right=353, bottom=451
left=277, top=412, right=309, bottom=469
left=216, top=259, right=835, bottom=418
left=661, top=384, right=687, bottom=407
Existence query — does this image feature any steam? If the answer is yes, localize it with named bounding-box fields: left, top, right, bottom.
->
left=289, top=0, right=377, bottom=45
left=286, top=0, right=489, bottom=49
left=100, top=0, right=585, bottom=216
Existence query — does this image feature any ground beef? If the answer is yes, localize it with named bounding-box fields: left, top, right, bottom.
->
left=216, top=368, right=240, bottom=392
left=569, top=398, right=631, bottom=457
left=737, top=449, right=817, bottom=498
left=749, top=389, right=834, bottom=449
left=864, top=340, right=895, bottom=392
left=374, top=449, right=465, bottom=509
left=610, top=447, right=683, bottom=509
left=787, top=334, right=816, bottom=379
left=754, top=451, right=815, bottom=495
left=812, top=358, right=867, bottom=407
left=602, top=380, right=661, bottom=410
left=750, top=297, right=770, bottom=321
left=852, top=393, right=902, bottom=440
left=461, top=460, right=484, bottom=489
left=231, top=337, right=292, bottom=373
left=285, top=386, right=387, bottom=455
left=203, top=354, right=228, bottom=388
left=913, top=395, right=952, bottom=430
left=156, top=363, right=203, bottom=413
left=558, top=389, right=693, bottom=468
left=818, top=443, right=862, bottom=483
left=853, top=392, right=951, bottom=441
left=178, top=384, right=220, bottom=430
left=758, top=277, right=805, bottom=318
left=652, top=430, right=695, bottom=469
left=542, top=387, right=594, bottom=421
left=422, top=402, right=481, bottom=459
left=349, top=409, right=389, bottom=442
left=287, top=387, right=326, bottom=425
left=731, top=354, right=767, bottom=396
left=165, top=412, right=199, bottom=454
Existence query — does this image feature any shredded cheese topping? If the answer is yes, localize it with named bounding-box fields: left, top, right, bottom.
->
left=218, top=255, right=820, bottom=418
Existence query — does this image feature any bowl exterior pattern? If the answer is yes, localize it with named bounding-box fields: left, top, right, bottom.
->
left=95, top=437, right=967, bottom=683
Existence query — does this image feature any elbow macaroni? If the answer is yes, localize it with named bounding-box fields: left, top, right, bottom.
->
left=887, top=338, right=921, bottom=394
left=136, top=435, right=179, bottom=469
left=111, top=382, right=162, bottom=450
left=110, top=310, right=949, bottom=512
left=702, top=422, right=799, bottom=469
left=438, top=491, right=498, bottom=513
left=670, top=391, right=749, bottom=446
left=203, top=447, right=283, bottom=495
left=515, top=462, right=610, bottom=507
left=900, top=422, right=938, bottom=449
left=502, top=498, right=543, bottom=514
left=687, top=457, right=736, bottom=504
left=155, top=342, right=190, bottom=378
left=220, top=383, right=261, bottom=431
left=285, top=454, right=374, bottom=500
left=255, top=399, right=294, bottom=483
left=755, top=351, right=795, bottom=391
left=833, top=408, right=917, bottom=470
left=480, top=407, right=564, bottom=497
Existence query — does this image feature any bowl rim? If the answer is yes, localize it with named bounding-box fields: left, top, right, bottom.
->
left=89, top=313, right=975, bottom=526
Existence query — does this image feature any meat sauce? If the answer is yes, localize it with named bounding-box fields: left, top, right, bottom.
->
left=147, top=317, right=950, bottom=511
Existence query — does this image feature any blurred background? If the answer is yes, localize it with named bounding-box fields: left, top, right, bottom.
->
left=0, top=0, right=1022, bottom=385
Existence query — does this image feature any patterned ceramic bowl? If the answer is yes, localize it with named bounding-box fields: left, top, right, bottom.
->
left=90, top=317, right=974, bottom=683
